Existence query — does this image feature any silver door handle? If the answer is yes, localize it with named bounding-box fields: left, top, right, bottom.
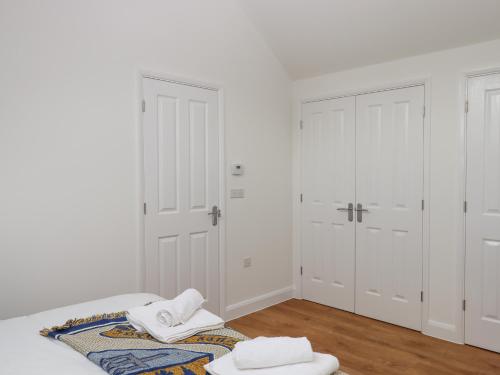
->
left=208, top=205, right=221, bottom=226
left=355, top=203, right=368, bottom=223
left=337, top=203, right=354, bottom=222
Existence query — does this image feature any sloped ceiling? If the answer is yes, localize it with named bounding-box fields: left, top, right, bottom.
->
left=238, top=0, right=500, bottom=79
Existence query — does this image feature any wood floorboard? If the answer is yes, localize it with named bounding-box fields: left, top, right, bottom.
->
left=228, top=299, right=500, bottom=375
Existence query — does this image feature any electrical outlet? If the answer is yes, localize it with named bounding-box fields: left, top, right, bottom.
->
left=243, top=257, right=252, bottom=268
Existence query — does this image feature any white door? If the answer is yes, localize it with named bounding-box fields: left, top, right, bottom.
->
left=465, top=73, right=500, bottom=352
left=301, top=97, right=356, bottom=312
left=355, top=86, right=424, bottom=330
left=143, top=77, right=220, bottom=314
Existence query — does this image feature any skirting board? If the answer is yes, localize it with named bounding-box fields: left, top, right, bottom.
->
left=225, top=286, right=294, bottom=321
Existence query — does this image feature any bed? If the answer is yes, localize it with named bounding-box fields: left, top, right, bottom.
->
left=0, top=293, right=345, bottom=374
left=0, top=293, right=168, bottom=374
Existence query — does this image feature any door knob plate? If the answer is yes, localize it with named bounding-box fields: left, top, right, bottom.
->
left=337, top=203, right=354, bottom=222
left=208, top=205, right=220, bottom=226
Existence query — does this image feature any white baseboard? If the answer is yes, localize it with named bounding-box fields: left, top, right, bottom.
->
left=225, top=286, right=294, bottom=321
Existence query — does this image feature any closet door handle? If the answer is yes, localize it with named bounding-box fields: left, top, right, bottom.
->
left=355, top=203, right=369, bottom=223
left=337, top=203, right=354, bottom=222
left=208, top=205, right=221, bottom=226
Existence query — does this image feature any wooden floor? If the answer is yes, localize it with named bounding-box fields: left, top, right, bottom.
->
left=229, top=299, right=500, bottom=375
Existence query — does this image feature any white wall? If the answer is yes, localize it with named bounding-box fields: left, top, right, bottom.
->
left=0, top=0, right=292, bottom=319
left=292, top=39, right=500, bottom=343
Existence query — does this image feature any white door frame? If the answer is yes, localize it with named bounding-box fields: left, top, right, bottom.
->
left=462, top=67, right=500, bottom=346
left=137, top=70, right=226, bottom=318
left=293, top=78, right=431, bottom=332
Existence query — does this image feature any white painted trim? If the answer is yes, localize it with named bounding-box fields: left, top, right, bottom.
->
left=293, top=78, right=432, bottom=333
left=420, top=78, right=446, bottom=340
left=136, top=71, right=146, bottom=293
left=464, top=66, right=500, bottom=78
left=461, top=73, right=469, bottom=345
left=137, top=70, right=226, bottom=318
left=225, top=286, right=294, bottom=322
left=217, top=89, right=227, bottom=320
left=292, top=100, right=304, bottom=299
left=301, top=78, right=429, bottom=104
left=450, top=70, right=466, bottom=344
left=140, top=70, right=222, bottom=91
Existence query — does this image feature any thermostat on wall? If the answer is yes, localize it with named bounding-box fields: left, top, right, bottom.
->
left=231, top=163, right=244, bottom=176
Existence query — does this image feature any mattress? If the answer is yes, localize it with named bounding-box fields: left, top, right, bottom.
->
left=0, top=293, right=164, bottom=374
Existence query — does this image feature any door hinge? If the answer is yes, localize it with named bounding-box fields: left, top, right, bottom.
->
left=420, top=291, right=424, bottom=302
left=465, top=100, right=469, bottom=114
left=421, top=199, right=424, bottom=211
left=464, top=201, right=467, bottom=213
left=422, top=105, right=426, bottom=118
left=300, top=120, right=303, bottom=130
left=300, top=193, right=303, bottom=203
left=143, top=202, right=147, bottom=215
left=463, top=299, right=466, bottom=311
left=300, top=266, right=303, bottom=276
left=142, top=100, right=146, bottom=113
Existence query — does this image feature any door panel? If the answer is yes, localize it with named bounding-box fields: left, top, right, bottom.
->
left=355, top=86, right=424, bottom=330
left=301, top=97, right=356, bottom=312
left=143, top=78, right=220, bottom=314
left=465, top=73, right=500, bottom=352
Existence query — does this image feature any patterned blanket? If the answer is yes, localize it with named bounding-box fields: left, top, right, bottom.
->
left=40, top=312, right=247, bottom=375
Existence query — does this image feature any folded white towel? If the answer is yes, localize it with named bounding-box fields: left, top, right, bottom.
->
left=127, top=308, right=224, bottom=343
left=205, top=352, right=339, bottom=375
left=126, top=313, right=147, bottom=333
left=127, top=289, right=204, bottom=330
left=127, top=300, right=176, bottom=331
left=156, top=288, right=205, bottom=326
left=232, top=336, right=313, bottom=369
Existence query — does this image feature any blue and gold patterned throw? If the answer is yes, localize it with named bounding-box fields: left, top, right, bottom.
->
left=40, top=312, right=247, bottom=375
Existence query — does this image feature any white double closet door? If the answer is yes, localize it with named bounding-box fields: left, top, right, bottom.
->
left=301, top=85, right=424, bottom=330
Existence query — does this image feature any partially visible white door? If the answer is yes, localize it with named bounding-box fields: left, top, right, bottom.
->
left=355, top=86, right=424, bottom=330
left=465, top=73, right=500, bottom=353
left=301, top=97, right=356, bottom=311
left=143, top=77, right=220, bottom=314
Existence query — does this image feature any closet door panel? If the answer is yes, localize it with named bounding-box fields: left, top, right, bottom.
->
left=465, top=73, right=500, bottom=353
left=301, top=97, right=356, bottom=312
left=355, top=86, right=424, bottom=330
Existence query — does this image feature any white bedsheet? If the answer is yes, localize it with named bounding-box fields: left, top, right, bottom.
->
left=0, top=293, right=164, bottom=374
